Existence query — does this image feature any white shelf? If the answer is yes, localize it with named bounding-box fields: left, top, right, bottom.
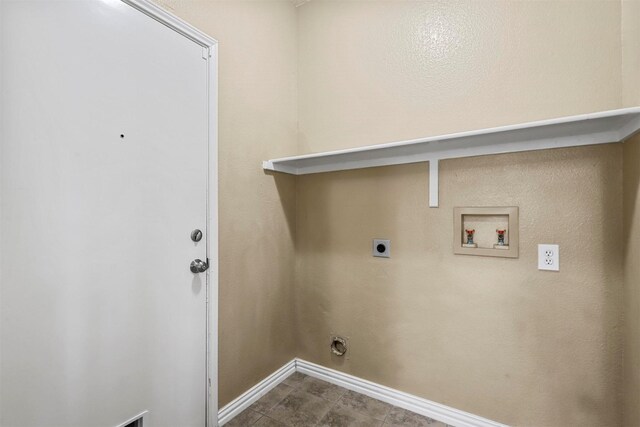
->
left=263, top=107, right=640, bottom=207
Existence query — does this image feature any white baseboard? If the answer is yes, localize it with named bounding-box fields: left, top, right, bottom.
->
left=218, top=358, right=508, bottom=427
left=296, top=359, right=508, bottom=427
left=217, top=359, right=296, bottom=426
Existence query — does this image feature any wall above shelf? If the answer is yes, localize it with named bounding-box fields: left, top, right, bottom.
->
left=263, top=107, right=640, bottom=207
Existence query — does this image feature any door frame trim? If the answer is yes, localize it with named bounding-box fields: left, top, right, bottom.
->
left=122, top=0, right=217, bottom=47
left=119, top=1, right=219, bottom=425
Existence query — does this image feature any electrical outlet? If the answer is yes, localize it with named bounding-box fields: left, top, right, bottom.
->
left=538, top=244, right=559, bottom=271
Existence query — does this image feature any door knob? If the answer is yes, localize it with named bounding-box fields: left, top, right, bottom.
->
left=190, top=259, right=208, bottom=273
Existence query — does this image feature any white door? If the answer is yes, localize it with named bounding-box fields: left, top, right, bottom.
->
left=1, top=1, right=215, bottom=426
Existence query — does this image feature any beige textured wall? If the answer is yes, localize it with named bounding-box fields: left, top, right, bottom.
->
left=622, top=2, right=640, bottom=425
left=296, top=1, right=625, bottom=426
left=297, top=0, right=621, bottom=153
left=623, top=135, right=640, bottom=427
left=623, top=0, right=640, bottom=108
left=153, top=0, right=298, bottom=407
left=296, top=147, right=623, bottom=426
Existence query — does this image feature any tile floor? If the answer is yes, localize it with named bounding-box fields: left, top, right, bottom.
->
left=225, top=372, right=450, bottom=427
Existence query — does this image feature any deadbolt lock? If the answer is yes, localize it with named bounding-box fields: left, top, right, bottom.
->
left=191, top=229, right=203, bottom=242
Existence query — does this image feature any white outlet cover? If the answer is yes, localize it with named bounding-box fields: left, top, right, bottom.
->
left=538, top=244, right=559, bottom=271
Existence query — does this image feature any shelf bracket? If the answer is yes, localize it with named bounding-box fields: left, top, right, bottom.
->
left=429, top=159, right=439, bottom=208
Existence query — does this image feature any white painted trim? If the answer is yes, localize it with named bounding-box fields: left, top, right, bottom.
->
left=263, top=107, right=640, bottom=173
left=218, top=359, right=508, bottom=427
left=122, top=0, right=218, bottom=47
left=262, top=107, right=640, bottom=208
left=206, top=40, right=220, bottom=427
left=114, top=410, right=149, bottom=427
left=296, top=359, right=509, bottom=427
left=118, top=1, right=219, bottom=425
left=618, top=111, right=640, bottom=140
left=218, top=360, right=297, bottom=426
left=428, top=160, right=439, bottom=208
left=206, top=44, right=220, bottom=427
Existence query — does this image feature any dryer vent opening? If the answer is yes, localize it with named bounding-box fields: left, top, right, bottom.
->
left=330, top=336, right=347, bottom=356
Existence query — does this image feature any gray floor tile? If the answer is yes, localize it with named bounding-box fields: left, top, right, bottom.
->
left=299, top=377, right=346, bottom=402
left=384, top=407, right=447, bottom=427
left=335, top=390, right=393, bottom=420
left=254, top=416, right=286, bottom=426
left=250, top=383, right=295, bottom=414
left=268, top=388, right=334, bottom=427
left=317, top=404, right=384, bottom=427
left=224, top=408, right=262, bottom=426
left=282, top=372, right=308, bottom=388
left=225, top=375, right=453, bottom=427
